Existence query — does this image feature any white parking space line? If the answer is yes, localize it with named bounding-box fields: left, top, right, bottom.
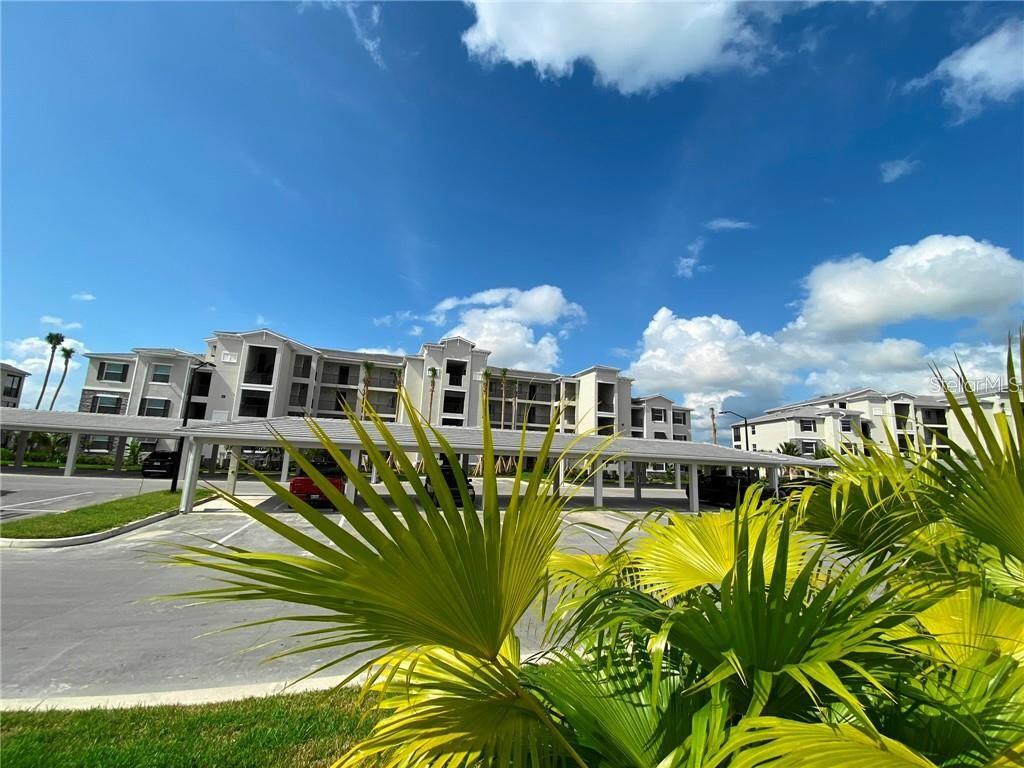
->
left=1, top=491, right=94, bottom=509
left=209, top=519, right=257, bottom=548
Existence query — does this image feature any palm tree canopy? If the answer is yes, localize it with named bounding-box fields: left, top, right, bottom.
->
left=60, top=346, right=75, bottom=361
left=45, top=332, right=65, bottom=348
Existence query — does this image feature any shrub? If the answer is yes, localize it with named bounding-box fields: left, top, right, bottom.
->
left=172, top=333, right=1024, bottom=768
left=0, top=447, right=13, bottom=461
left=77, top=453, right=114, bottom=466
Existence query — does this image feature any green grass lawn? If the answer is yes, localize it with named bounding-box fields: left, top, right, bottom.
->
left=0, top=460, right=143, bottom=472
left=0, top=489, right=213, bottom=539
left=0, top=689, right=379, bottom=768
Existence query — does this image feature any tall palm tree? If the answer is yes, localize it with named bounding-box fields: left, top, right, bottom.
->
left=499, top=368, right=508, bottom=430
left=34, top=332, right=65, bottom=409
left=47, top=346, right=76, bottom=411
left=360, top=361, right=375, bottom=419
left=426, top=366, right=438, bottom=425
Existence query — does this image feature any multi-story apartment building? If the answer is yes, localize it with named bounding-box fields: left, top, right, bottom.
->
left=734, top=385, right=1014, bottom=457
left=79, top=329, right=693, bottom=455
left=2, top=363, right=30, bottom=408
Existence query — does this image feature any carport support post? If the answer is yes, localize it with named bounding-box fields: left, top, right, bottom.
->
left=179, top=438, right=202, bottom=513
left=768, top=466, right=779, bottom=494
left=63, top=433, right=80, bottom=477
left=279, top=451, right=291, bottom=483
left=674, top=463, right=682, bottom=490
left=725, top=465, right=733, bottom=477
left=227, top=448, right=240, bottom=495
left=345, top=449, right=359, bottom=502
left=14, top=431, right=29, bottom=468
left=688, top=463, right=699, bottom=513
left=593, top=467, right=604, bottom=507
left=618, top=462, right=625, bottom=489
left=112, top=436, right=127, bottom=472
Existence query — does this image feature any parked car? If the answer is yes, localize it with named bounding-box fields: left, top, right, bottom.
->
left=141, top=450, right=179, bottom=478
left=425, top=457, right=477, bottom=507
left=288, top=464, right=345, bottom=505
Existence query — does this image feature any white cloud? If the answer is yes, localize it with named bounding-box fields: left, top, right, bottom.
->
left=908, top=18, right=1024, bottom=122
left=374, top=310, right=414, bottom=328
left=626, top=234, right=1022, bottom=439
left=792, top=234, right=1024, bottom=338
left=705, top=217, right=755, bottom=231
left=462, top=2, right=771, bottom=95
left=408, top=325, right=424, bottom=337
left=3, top=335, right=89, bottom=410
left=71, top=292, right=95, bottom=302
left=435, top=285, right=585, bottom=371
left=676, top=238, right=706, bottom=278
left=40, top=315, right=83, bottom=330
left=879, top=158, right=919, bottom=183
left=345, top=2, right=385, bottom=69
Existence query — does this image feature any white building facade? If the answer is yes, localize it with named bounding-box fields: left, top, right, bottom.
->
left=2, top=363, right=30, bottom=409
left=79, top=329, right=692, bottom=455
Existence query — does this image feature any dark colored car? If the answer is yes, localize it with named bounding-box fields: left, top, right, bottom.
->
left=425, top=458, right=477, bottom=507
left=141, top=450, right=179, bottom=478
left=697, top=472, right=755, bottom=508
left=289, top=465, right=345, bottom=505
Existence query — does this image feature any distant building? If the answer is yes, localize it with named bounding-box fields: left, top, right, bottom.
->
left=735, top=386, right=1016, bottom=457
left=1, top=363, right=30, bottom=408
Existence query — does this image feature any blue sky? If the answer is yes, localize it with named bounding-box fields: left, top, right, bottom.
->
left=3, top=2, right=1023, bottom=433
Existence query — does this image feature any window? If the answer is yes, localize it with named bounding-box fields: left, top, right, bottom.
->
left=290, top=382, right=309, bottom=407
left=293, top=355, right=312, bottom=379
left=86, top=435, right=112, bottom=451
left=138, top=398, right=170, bottom=417
left=192, top=370, right=211, bottom=397
left=654, top=431, right=667, bottom=439
left=752, top=443, right=757, bottom=451
left=838, top=401, right=847, bottom=409
left=3, top=374, right=21, bottom=399
left=92, top=395, right=121, bottom=414
left=672, top=411, right=687, bottom=425
left=733, top=426, right=741, bottom=441
left=651, top=408, right=666, bottom=422
left=673, top=434, right=683, bottom=441
left=750, top=425, right=756, bottom=435
left=841, top=418, right=852, bottom=432
left=238, top=390, right=270, bottom=418
left=445, top=360, right=467, bottom=387
left=443, top=391, right=465, bottom=414
left=186, top=401, right=207, bottom=420
left=800, top=419, right=816, bottom=432
left=97, top=361, right=129, bottom=382
left=801, top=441, right=816, bottom=456
left=243, top=346, right=277, bottom=385
left=221, top=350, right=239, bottom=364
left=151, top=364, right=172, bottom=383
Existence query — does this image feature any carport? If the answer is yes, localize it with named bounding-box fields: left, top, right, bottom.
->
left=174, top=416, right=820, bottom=514
left=0, top=407, right=210, bottom=477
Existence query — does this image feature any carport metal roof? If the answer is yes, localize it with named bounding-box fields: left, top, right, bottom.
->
left=178, top=415, right=817, bottom=468
left=0, top=407, right=210, bottom=438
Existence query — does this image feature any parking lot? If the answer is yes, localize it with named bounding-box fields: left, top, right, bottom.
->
left=0, top=468, right=692, bottom=705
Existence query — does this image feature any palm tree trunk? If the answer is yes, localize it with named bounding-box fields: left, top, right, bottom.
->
left=48, top=361, right=70, bottom=411
left=34, top=347, right=58, bottom=409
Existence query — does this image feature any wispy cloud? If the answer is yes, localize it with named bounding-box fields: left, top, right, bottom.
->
left=705, top=217, right=754, bottom=231
left=345, top=3, right=385, bottom=69
left=409, top=324, right=424, bottom=337
left=880, top=158, right=919, bottom=184
left=676, top=238, right=707, bottom=278
left=256, top=314, right=271, bottom=326
left=40, top=315, right=83, bottom=330
left=71, top=292, right=96, bottom=302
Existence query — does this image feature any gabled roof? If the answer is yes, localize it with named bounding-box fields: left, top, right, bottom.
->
left=739, top=406, right=864, bottom=426
left=84, top=352, right=136, bottom=360
left=209, top=328, right=319, bottom=353
left=485, top=366, right=560, bottom=381
left=764, top=388, right=886, bottom=413
left=632, top=394, right=673, bottom=403
left=572, top=364, right=622, bottom=377
left=132, top=348, right=206, bottom=361
left=0, top=362, right=31, bottom=376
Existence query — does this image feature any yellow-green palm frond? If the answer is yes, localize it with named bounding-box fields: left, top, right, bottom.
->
left=915, top=587, right=1024, bottom=665
left=924, top=329, right=1024, bottom=565
left=710, top=717, right=939, bottom=768
left=336, top=643, right=569, bottom=768
left=633, top=486, right=811, bottom=600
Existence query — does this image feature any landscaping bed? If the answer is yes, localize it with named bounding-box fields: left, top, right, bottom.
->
left=0, top=688, right=378, bottom=768
left=0, top=489, right=213, bottom=539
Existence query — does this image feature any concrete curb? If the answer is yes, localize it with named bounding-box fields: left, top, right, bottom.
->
left=0, top=497, right=216, bottom=549
left=1, top=674, right=351, bottom=711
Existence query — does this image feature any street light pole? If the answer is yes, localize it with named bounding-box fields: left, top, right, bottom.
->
left=721, top=410, right=750, bottom=452
left=170, top=360, right=214, bottom=493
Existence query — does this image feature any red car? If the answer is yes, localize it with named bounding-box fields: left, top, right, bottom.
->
left=288, top=465, right=345, bottom=505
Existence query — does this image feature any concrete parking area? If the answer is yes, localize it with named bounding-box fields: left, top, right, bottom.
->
left=0, top=469, right=270, bottom=521
left=0, top=503, right=642, bottom=704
